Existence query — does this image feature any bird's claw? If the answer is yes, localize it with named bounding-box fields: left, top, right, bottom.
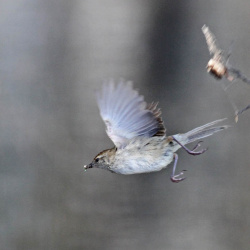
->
left=191, top=141, right=203, bottom=151
left=189, top=141, right=208, bottom=155
left=171, top=170, right=187, bottom=183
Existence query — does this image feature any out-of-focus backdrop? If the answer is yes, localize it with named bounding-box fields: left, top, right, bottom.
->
left=1, top=1, right=250, bottom=249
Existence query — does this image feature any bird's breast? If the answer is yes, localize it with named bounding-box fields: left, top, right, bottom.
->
left=111, top=139, right=174, bottom=175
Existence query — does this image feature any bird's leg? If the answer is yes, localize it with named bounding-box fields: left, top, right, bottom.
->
left=172, top=136, right=207, bottom=155
left=171, top=153, right=186, bottom=183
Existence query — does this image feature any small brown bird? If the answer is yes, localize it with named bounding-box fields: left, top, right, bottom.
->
left=202, top=25, right=250, bottom=83
left=202, top=25, right=250, bottom=121
left=84, top=80, right=229, bottom=182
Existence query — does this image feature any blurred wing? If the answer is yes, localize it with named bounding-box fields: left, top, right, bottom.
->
left=202, top=25, right=222, bottom=58
left=96, top=80, right=165, bottom=148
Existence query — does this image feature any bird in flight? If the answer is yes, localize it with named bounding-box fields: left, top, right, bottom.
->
left=84, top=80, right=229, bottom=182
left=202, top=25, right=250, bottom=121
left=202, top=25, right=250, bottom=83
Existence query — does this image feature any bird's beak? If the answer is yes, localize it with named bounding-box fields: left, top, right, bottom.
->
left=84, top=163, right=93, bottom=170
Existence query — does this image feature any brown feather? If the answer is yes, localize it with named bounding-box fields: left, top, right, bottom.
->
left=146, top=102, right=166, bottom=137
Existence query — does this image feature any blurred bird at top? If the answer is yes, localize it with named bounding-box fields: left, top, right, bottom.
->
left=84, top=80, right=229, bottom=182
left=202, top=25, right=250, bottom=83
left=202, top=25, right=250, bottom=121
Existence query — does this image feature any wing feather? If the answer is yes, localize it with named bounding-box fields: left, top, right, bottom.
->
left=202, top=25, right=223, bottom=58
left=96, top=79, right=166, bottom=148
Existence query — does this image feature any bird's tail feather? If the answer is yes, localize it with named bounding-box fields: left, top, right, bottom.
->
left=172, top=118, right=229, bottom=147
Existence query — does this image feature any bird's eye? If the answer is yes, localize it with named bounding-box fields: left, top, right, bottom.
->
left=95, top=158, right=99, bottom=163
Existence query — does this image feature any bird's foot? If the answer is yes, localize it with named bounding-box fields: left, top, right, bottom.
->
left=172, top=137, right=208, bottom=156
left=171, top=170, right=187, bottom=183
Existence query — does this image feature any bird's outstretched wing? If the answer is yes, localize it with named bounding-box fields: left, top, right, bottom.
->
left=96, top=80, right=165, bottom=148
left=202, top=25, right=223, bottom=59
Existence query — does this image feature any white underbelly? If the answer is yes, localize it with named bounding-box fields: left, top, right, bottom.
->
left=112, top=154, right=174, bottom=175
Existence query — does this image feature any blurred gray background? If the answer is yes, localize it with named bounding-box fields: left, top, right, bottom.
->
left=1, top=1, right=250, bottom=250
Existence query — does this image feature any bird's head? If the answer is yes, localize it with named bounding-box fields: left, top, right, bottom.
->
left=84, top=147, right=116, bottom=172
